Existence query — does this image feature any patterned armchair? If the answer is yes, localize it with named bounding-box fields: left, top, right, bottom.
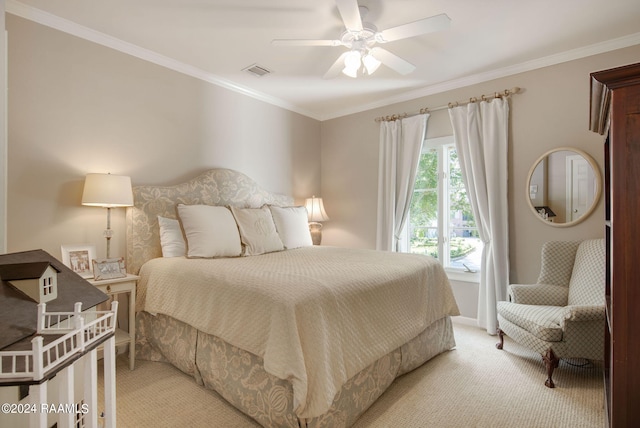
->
left=496, top=239, right=605, bottom=388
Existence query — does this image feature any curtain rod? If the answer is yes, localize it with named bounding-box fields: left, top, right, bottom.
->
left=374, top=87, right=521, bottom=122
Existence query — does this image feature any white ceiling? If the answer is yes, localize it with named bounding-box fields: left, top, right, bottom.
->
left=8, top=0, right=640, bottom=121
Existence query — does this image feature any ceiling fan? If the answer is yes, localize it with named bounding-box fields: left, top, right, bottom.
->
left=272, top=0, right=451, bottom=78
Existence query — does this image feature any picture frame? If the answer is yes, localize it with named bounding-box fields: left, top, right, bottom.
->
left=92, top=257, right=127, bottom=281
left=61, top=244, right=97, bottom=279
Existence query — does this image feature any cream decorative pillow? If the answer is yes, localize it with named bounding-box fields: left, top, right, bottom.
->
left=157, top=216, right=186, bottom=257
left=268, top=205, right=313, bottom=249
left=177, top=204, right=242, bottom=258
left=230, top=206, right=284, bottom=256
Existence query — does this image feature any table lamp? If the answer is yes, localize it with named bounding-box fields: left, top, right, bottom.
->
left=304, top=196, right=330, bottom=245
left=82, top=173, right=133, bottom=258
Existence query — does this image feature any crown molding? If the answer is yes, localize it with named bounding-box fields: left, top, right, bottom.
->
left=5, top=0, right=320, bottom=120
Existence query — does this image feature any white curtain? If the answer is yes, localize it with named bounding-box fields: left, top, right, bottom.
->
left=448, top=99, right=509, bottom=334
left=376, top=114, right=429, bottom=252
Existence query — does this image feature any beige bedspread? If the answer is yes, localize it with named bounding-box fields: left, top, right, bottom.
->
left=136, top=246, right=459, bottom=419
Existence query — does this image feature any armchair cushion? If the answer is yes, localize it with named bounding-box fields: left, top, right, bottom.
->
left=536, top=241, right=580, bottom=286
left=496, top=302, right=565, bottom=342
left=568, top=239, right=606, bottom=306
left=508, top=283, right=569, bottom=306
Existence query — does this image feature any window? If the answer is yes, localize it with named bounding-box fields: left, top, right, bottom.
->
left=403, top=136, right=482, bottom=273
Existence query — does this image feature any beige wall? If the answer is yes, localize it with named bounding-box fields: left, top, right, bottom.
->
left=7, top=12, right=640, bottom=320
left=7, top=15, right=321, bottom=260
left=320, top=44, right=640, bottom=287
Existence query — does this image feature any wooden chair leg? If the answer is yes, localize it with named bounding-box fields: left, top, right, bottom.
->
left=542, top=348, right=559, bottom=388
left=496, top=328, right=505, bottom=350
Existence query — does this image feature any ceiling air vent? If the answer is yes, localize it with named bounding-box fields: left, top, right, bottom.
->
left=242, top=64, right=272, bottom=77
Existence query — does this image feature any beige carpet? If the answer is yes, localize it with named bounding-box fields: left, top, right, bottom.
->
left=99, top=321, right=604, bottom=427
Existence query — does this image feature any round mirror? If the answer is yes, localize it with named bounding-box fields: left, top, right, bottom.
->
left=526, top=147, right=602, bottom=227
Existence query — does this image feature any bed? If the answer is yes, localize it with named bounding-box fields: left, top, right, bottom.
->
left=126, top=168, right=460, bottom=427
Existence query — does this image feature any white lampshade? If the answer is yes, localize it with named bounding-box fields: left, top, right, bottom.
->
left=342, top=50, right=362, bottom=78
left=305, top=196, right=330, bottom=222
left=363, top=52, right=381, bottom=75
left=82, top=174, right=133, bottom=207
left=344, top=50, right=361, bottom=69
left=342, top=66, right=358, bottom=78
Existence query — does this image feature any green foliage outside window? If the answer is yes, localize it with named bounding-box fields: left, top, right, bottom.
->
left=410, top=236, right=477, bottom=259
left=409, top=147, right=479, bottom=261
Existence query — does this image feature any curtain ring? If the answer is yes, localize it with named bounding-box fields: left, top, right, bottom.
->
left=481, top=94, right=487, bottom=102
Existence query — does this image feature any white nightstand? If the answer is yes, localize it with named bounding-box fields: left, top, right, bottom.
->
left=88, top=274, right=139, bottom=370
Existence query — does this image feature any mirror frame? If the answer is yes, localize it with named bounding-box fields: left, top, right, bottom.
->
left=526, top=147, right=602, bottom=228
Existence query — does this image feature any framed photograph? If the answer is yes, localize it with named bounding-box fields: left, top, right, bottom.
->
left=92, top=257, right=127, bottom=281
left=61, top=244, right=97, bottom=279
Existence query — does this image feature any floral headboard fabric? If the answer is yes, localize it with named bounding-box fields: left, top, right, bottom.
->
left=125, top=168, right=294, bottom=274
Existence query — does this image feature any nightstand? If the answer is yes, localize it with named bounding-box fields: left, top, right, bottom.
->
left=88, top=274, right=139, bottom=370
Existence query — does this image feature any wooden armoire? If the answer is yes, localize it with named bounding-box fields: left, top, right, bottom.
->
left=590, top=62, right=640, bottom=427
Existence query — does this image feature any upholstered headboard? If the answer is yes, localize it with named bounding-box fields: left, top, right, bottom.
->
left=125, top=168, right=294, bottom=274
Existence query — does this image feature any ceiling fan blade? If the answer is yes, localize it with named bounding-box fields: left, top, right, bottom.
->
left=336, top=0, right=363, bottom=31
left=370, top=48, right=416, bottom=75
left=323, top=52, right=350, bottom=79
left=272, top=39, right=342, bottom=47
left=377, top=13, right=451, bottom=43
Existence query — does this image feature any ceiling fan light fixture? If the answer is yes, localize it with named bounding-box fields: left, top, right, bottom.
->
left=363, top=52, right=381, bottom=75
left=344, top=50, right=362, bottom=69
left=342, top=65, right=359, bottom=78
left=275, top=0, right=451, bottom=79
left=342, top=50, right=362, bottom=78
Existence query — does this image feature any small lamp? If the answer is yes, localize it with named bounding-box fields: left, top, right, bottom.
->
left=82, top=173, right=134, bottom=258
left=304, top=196, right=330, bottom=245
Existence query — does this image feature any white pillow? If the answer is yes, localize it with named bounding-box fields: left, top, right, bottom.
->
left=230, top=206, right=284, bottom=256
left=158, top=216, right=186, bottom=257
left=177, top=204, right=242, bottom=258
left=268, top=205, right=313, bottom=249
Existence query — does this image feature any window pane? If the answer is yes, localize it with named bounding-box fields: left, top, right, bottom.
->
left=449, top=193, right=476, bottom=228
left=448, top=147, right=464, bottom=188
left=414, top=149, right=438, bottom=190
left=448, top=148, right=473, bottom=227
left=409, top=189, right=438, bottom=258
left=449, top=231, right=482, bottom=271
left=409, top=225, right=438, bottom=258
left=447, top=146, right=482, bottom=271
left=410, top=149, right=439, bottom=257
left=408, top=141, right=483, bottom=272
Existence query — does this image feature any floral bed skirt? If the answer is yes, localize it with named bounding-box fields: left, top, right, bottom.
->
left=136, top=312, right=455, bottom=427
